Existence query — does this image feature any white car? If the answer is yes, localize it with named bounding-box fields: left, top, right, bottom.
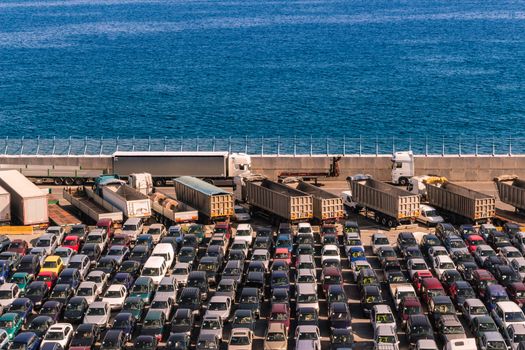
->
left=76, top=281, right=100, bottom=304
left=67, top=254, right=91, bottom=279
left=296, top=269, right=317, bottom=292
left=46, top=226, right=66, bottom=245
left=156, top=276, right=178, bottom=300
left=407, top=258, right=429, bottom=279
left=0, top=283, right=19, bottom=307
left=340, top=191, right=356, bottom=210
left=234, top=205, right=251, bottom=222
left=85, top=229, right=108, bottom=252
left=351, top=260, right=372, bottom=282
left=146, top=224, right=167, bottom=244
left=84, top=301, right=111, bottom=329
left=85, top=271, right=109, bottom=295
left=428, top=246, right=449, bottom=259
left=499, top=247, right=523, bottom=265
left=251, top=249, right=271, bottom=271
left=372, top=233, right=390, bottom=255
left=432, top=256, right=456, bottom=279
left=235, top=224, right=254, bottom=246
left=371, top=304, right=397, bottom=330
left=507, top=323, right=525, bottom=350
left=511, top=258, right=525, bottom=281
left=297, top=223, right=314, bottom=236
left=229, top=329, right=253, bottom=350
left=102, top=284, right=127, bottom=310
left=40, top=323, right=74, bottom=349
left=34, top=234, right=58, bottom=256
left=374, top=324, right=399, bottom=350
left=53, top=247, right=75, bottom=267
left=416, top=205, right=444, bottom=226
left=172, top=262, right=191, bottom=286
left=295, top=325, right=321, bottom=350
left=321, top=245, right=340, bottom=264
left=491, top=301, right=525, bottom=335
left=204, top=296, right=232, bottom=321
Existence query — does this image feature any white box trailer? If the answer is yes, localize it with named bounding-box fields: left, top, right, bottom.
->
left=0, top=187, right=10, bottom=223
left=101, top=183, right=152, bottom=219
left=0, top=170, right=47, bottom=225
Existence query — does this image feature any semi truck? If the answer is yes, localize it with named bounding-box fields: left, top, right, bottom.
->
left=0, top=151, right=252, bottom=186
left=174, top=176, right=234, bottom=222
left=150, top=191, right=198, bottom=225
left=494, top=175, right=525, bottom=213
left=295, top=181, right=344, bottom=223
left=235, top=177, right=313, bottom=224
left=426, top=181, right=495, bottom=224
left=391, top=151, right=415, bottom=185
left=63, top=187, right=123, bottom=223
left=96, top=180, right=152, bottom=219
left=346, top=175, right=420, bottom=227
left=48, top=203, right=82, bottom=227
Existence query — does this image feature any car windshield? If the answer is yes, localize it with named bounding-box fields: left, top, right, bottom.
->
left=298, top=263, right=314, bottom=270
left=240, top=295, right=257, bottom=303
left=0, top=320, right=13, bottom=328
left=482, top=250, right=496, bottom=257
left=450, top=240, right=466, bottom=248
left=209, top=302, right=227, bottom=311
left=9, top=342, right=27, bottom=350
left=298, top=294, right=317, bottom=303
left=272, top=277, right=288, bottom=286
left=487, top=341, right=507, bottom=350
left=136, top=340, right=155, bottom=349
left=55, top=251, right=69, bottom=258
left=440, top=263, right=455, bottom=269
left=478, top=321, right=497, bottom=331
left=405, top=306, right=421, bottom=314
left=196, top=340, right=217, bottom=349
left=198, top=263, right=215, bottom=271
left=43, top=261, right=57, bottom=268
left=0, top=290, right=13, bottom=298
left=158, top=284, right=174, bottom=292
left=505, top=312, right=525, bottom=322
left=45, top=331, right=64, bottom=340
left=41, top=305, right=57, bottom=314
left=298, top=332, right=318, bottom=340
left=377, top=313, right=395, bottom=323
left=87, top=275, right=102, bottom=283
left=87, top=236, right=103, bottom=243
left=514, top=334, right=525, bottom=343
left=151, top=301, right=168, bottom=309
left=471, top=306, right=488, bottom=315
left=67, top=301, right=84, bottom=311
left=202, top=320, right=220, bottom=330
left=412, top=263, right=427, bottom=270
left=36, top=240, right=50, bottom=247
left=124, top=301, right=140, bottom=310
left=374, top=238, right=389, bottom=245
left=298, top=312, right=316, bottom=321
left=78, top=287, right=94, bottom=296
left=105, top=290, right=122, bottom=298
left=122, top=224, right=137, bottom=231
left=298, top=276, right=315, bottom=283
left=142, top=268, right=159, bottom=276
left=377, top=336, right=396, bottom=343
left=443, top=326, right=464, bottom=334
left=180, top=249, right=193, bottom=257
left=148, top=229, right=161, bottom=235
left=173, top=268, right=188, bottom=275
left=217, top=284, right=232, bottom=292
left=87, top=307, right=106, bottom=316
left=266, top=332, right=285, bottom=342
left=271, top=312, right=288, bottom=321
left=230, top=336, right=250, bottom=345
left=324, top=275, right=341, bottom=284
left=133, top=284, right=149, bottom=293
left=144, top=318, right=161, bottom=327
left=26, top=287, right=44, bottom=296
left=434, top=304, right=454, bottom=313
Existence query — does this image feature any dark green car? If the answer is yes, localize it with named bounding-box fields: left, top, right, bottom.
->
left=129, top=277, right=155, bottom=304
left=9, top=273, right=34, bottom=294
left=0, top=312, right=24, bottom=340
left=186, top=224, right=204, bottom=243
left=122, top=297, right=146, bottom=321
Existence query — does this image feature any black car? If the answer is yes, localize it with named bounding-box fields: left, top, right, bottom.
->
left=70, top=323, right=101, bottom=349
left=63, top=296, right=89, bottom=323
left=327, top=285, right=348, bottom=306
left=457, top=261, right=478, bottom=281
left=80, top=243, right=102, bottom=264
left=296, top=244, right=315, bottom=257
left=170, top=308, right=194, bottom=335
left=245, top=271, right=265, bottom=294
left=56, top=268, right=82, bottom=290
left=231, top=309, right=255, bottom=331
left=330, top=328, right=354, bottom=350
left=436, top=223, right=458, bottom=241
left=401, top=246, right=424, bottom=260
left=271, top=288, right=289, bottom=307
left=253, top=237, right=272, bottom=251
left=270, top=260, right=289, bottom=273
left=228, top=249, right=246, bottom=263
left=196, top=257, right=220, bottom=286
left=95, top=257, right=119, bottom=279
left=49, top=284, right=74, bottom=305
left=406, top=314, right=434, bottom=346
left=182, top=234, right=199, bottom=249
left=134, top=334, right=159, bottom=350
left=440, top=270, right=464, bottom=291
left=112, top=312, right=136, bottom=342
left=397, top=232, right=418, bottom=251
left=256, top=227, right=273, bottom=239
left=187, top=271, right=209, bottom=301
left=385, top=270, right=409, bottom=284
left=487, top=231, right=512, bottom=250
left=237, top=287, right=261, bottom=318
left=166, top=333, right=190, bottom=350
left=178, top=247, right=196, bottom=265
left=483, top=256, right=507, bottom=276
left=360, top=285, right=383, bottom=316
left=177, top=288, right=201, bottom=316
left=204, top=246, right=224, bottom=265
left=24, top=281, right=49, bottom=310
left=420, top=234, right=442, bottom=256
left=26, top=315, right=55, bottom=337
left=100, top=330, right=126, bottom=350
left=118, top=260, right=142, bottom=278
left=296, top=307, right=319, bottom=326
left=451, top=250, right=476, bottom=265
left=246, top=261, right=266, bottom=275
left=428, top=296, right=456, bottom=323
left=0, top=235, right=10, bottom=252
left=128, top=246, right=151, bottom=265
left=16, top=255, right=40, bottom=275
left=329, top=302, right=352, bottom=330
left=494, top=265, right=521, bottom=287
left=39, top=301, right=64, bottom=321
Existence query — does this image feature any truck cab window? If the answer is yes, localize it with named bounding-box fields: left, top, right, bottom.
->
left=396, top=162, right=403, bottom=169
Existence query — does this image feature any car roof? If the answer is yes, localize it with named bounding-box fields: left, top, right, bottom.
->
left=422, top=278, right=443, bottom=288
left=373, top=304, right=392, bottom=313
left=408, top=314, right=431, bottom=325
left=89, top=301, right=108, bottom=308
left=267, top=323, right=286, bottom=332
left=375, top=324, right=395, bottom=335
left=483, top=331, right=505, bottom=341
left=209, top=296, right=230, bottom=303
left=498, top=301, right=524, bottom=312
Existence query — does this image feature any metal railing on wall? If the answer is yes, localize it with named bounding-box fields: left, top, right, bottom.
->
left=0, top=136, right=521, bottom=156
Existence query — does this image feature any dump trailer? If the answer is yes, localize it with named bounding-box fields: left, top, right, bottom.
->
left=295, top=181, right=344, bottom=222
left=99, top=183, right=152, bottom=219
left=63, top=187, right=123, bottom=223
left=48, top=203, right=82, bottom=226
left=347, top=175, right=420, bottom=227
left=426, top=181, right=495, bottom=224
left=174, top=176, right=234, bottom=222
left=494, top=175, right=525, bottom=212
left=0, top=170, right=48, bottom=226
left=239, top=178, right=313, bottom=223
left=150, top=191, right=198, bottom=225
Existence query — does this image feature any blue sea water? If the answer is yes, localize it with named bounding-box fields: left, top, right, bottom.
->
left=0, top=0, right=525, bottom=142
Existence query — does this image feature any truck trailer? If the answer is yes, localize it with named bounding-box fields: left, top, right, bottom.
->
left=426, top=181, right=495, bottom=224
left=0, top=170, right=47, bottom=226
left=494, top=175, right=525, bottom=213
left=295, top=181, right=344, bottom=223
left=347, top=175, right=420, bottom=227
left=98, top=182, right=152, bottom=219
left=150, top=191, right=198, bottom=225
left=174, top=176, right=234, bottom=222
left=236, top=177, right=313, bottom=223
left=63, top=187, right=123, bottom=223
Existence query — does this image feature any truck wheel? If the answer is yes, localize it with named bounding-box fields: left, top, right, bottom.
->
left=381, top=217, right=388, bottom=226
left=64, top=178, right=74, bottom=185
left=375, top=215, right=381, bottom=224
left=154, top=178, right=165, bottom=187
left=399, top=177, right=408, bottom=186
left=53, top=178, right=64, bottom=185
left=387, top=218, right=396, bottom=227
left=74, top=178, right=84, bottom=185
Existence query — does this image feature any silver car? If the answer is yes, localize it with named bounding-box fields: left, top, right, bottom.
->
left=200, top=315, right=224, bottom=341
left=83, top=301, right=111, bottom=329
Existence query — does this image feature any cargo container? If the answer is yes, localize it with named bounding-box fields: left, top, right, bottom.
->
left=236, top=177, right=313, bottom=223
left=426, top=181, right=495, bottom=224
left=174, top=176, right=234, bottom=222
left=0, top=170, right=47, bottom=226
left=347, top=175, right=420, bottom=227
left=0, top=187, right=10, bottom=224
left=100, top=183, right=152, bottom=219
left=48, top=203, right=81, bottom=227
left=295, top=181, right=344, bottom=222
left=63, top=187, right=123, bottom=223
left=150, top=191, right=198, bottom=225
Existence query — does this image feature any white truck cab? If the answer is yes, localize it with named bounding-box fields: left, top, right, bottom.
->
left=229, top=153, right=252, bottom=177
left=128, top=173, right=153, bottom=195
left=391, top=151, right=414, bottom=185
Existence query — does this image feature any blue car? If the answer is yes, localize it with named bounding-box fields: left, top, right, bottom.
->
left=112, top=312, right=136, bottom=341
left=6, top=298, right=33, bottom=321
left=275, top=234, right=293, bottom=253
left=484, top=284, right=509, bottom=312
left=135, top=234, right=154, bottom=250
left=10, top=332, right=41, bottom=350
left=0, top=260, right=11, bottom=283
left=459, top=225, right=477, bottom=240
left=270, top=270, right=290, bottom=291
left=112, top=273, right=135, bottom=290
left=56, top=268, right=81, bottom=290
left=348, top=247, right=366, bottom=263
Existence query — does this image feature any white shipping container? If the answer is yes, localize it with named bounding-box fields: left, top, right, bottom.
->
left=0, top=170, right=48, bottom=225
left=0, top=187, right=10, bottom=223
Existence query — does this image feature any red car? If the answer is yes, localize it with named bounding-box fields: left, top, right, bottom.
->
left=411, top=270, right=433, bottom=294
left=507, top=282, right=525, bottom=307
left=321, top=266, right=343, bottom=295
left=62, top=236, right=81, bottom=252
left=472, top=269, right=497, bottom=298
left=35, top=271, right=58, bottom=289
left=7, top=240, right=28, bottom=256
left=399, top=296, right=422, bottom=326
left=274, top=248, right=291, bottom=266
left=466, top=235, right=485, bottom=254
left=269, top=303, right=290, bottom=331
left=421, top=278, right=446, bottom=306
left=96, top=218, right=114, bottom=239
left=213, top=222, right=232, bottom=241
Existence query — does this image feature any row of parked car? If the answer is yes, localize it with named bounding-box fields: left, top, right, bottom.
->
left=356, top=222, right=525, bottom=350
